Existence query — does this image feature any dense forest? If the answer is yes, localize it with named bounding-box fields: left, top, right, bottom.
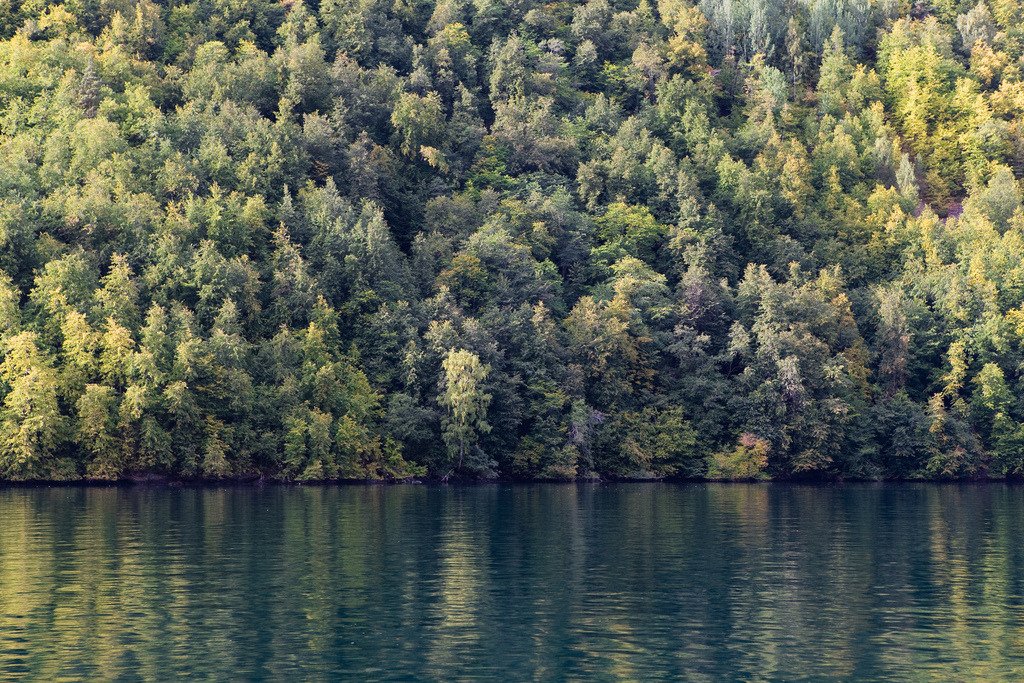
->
left=0, top=0, right=1023, bottom=481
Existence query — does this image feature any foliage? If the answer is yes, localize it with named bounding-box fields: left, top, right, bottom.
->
left=0, top=0, right=1021, bottom=481
left=708, top=434, right=771, bottom=481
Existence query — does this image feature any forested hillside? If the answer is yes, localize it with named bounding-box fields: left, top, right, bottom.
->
left=0, top=0, right=1022, bottom=481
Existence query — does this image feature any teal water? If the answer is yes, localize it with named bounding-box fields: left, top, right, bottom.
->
left=1, top=484, right=1023, bottom=680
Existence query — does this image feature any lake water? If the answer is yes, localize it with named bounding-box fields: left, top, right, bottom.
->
left=1, top=484, right=1023, bottom=680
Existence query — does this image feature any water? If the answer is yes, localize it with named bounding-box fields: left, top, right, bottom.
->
left=0, top=484, right=1023, bottom=680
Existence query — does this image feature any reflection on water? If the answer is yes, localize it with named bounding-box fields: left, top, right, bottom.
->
left=1, top=484, right=1023, bottom=679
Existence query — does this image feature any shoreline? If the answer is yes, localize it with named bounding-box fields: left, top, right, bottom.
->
left=0, top=476, right=1021, bottom=487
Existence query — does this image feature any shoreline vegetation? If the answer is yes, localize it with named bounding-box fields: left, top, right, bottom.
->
left=5, top=472, right=1024, bottom=485
left=1, top=0, right=1024, bottom=484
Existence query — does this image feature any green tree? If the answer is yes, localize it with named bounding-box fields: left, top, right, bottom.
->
left=439, top=348, right=492, bottom=479
left=0, top=333, right=66, bottom=480
left=77, top=384, right=121, bottom=479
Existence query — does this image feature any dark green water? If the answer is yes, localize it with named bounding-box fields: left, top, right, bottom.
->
left=1, top=484, right=1024, bottom=680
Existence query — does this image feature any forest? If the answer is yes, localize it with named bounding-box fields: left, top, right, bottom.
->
left=0, top=0, right=1022, bottom=481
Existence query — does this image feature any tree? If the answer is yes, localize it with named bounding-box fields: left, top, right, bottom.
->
left=971, top=363, right=1024, bottom=476
left=202, top=416, right=232, bottom=478
left=78, top=59, right=102, bottom=118
left=77, top=384, right=121, bottom=479
left=875, top=286, right=911, bottom=395
left=439, top=348, right=492, bottom=479
left=96, top=254, right=140, bottom=330
left=596, top=405, right=700, bottom=478
left=391, top=91, right=445, bottom=160
left=0, top=333, right=66, bottom=480
left=975, top=166, right=1020, bottom=232
left=708, top=433, right=770, bottom=480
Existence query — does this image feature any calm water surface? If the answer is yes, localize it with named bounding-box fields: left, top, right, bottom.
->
left=1, top=483, right=1023, bottom=680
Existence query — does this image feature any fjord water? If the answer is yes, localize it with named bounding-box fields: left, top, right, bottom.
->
left=1, top=485, right=1023, bottom=680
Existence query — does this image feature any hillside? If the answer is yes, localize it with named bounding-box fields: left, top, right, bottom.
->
left=0, top=0, right=1022, bottom=480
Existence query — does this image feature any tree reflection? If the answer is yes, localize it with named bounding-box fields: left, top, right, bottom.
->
left=0, top=485, right=1022, bottom=679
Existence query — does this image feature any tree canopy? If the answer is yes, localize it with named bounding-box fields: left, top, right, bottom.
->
left=0, top=0, right=1022, bottom=480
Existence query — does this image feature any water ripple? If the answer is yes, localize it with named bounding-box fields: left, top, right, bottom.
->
left=0, top=484, right=1022, bottom=679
